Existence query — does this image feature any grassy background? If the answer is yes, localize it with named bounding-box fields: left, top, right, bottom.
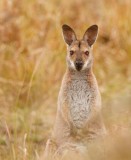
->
left=0, top=0, right=131, bottom=159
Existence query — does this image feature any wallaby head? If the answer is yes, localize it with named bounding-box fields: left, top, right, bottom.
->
left=62, top=24, right=98, bottom=71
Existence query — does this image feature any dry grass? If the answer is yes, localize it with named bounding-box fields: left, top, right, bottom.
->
left=0, top=0, right=131, bottom=159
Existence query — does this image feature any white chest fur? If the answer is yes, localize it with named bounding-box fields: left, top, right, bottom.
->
left=66, top=74, right=92, bottom=129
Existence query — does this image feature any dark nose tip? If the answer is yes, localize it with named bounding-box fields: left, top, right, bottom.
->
left=75, top=61, right=83, bottom=66
left=75, top=61, right=83, bottom=71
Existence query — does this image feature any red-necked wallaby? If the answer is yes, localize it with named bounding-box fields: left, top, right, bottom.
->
left=44, top=24, right=106, bottom=159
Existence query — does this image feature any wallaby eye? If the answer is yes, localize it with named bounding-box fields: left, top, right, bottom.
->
left=85, top=51, right=89, bottom=56
left=70, top=50, right=74, bottom=56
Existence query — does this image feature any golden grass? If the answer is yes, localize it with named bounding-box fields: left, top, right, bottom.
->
left=0, top=0, right=131, bottom=159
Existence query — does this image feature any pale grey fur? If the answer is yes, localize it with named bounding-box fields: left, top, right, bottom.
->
left=58, top=69, right=101, bottom=130
left=67, top=73, right=91, bottom=128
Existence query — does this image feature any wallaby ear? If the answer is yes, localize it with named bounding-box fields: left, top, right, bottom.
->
left=62, top=24, right=77, bottom=45
left=83, top=25, right=98, bottom=46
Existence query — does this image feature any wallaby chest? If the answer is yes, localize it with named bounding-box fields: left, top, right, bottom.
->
left=66, top=75, right=92, bottom=129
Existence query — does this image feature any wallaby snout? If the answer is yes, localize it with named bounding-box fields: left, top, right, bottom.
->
left=75, top=60, right=83, bottom=71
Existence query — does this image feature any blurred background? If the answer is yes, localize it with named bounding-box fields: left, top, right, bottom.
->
left=0, top=0, right=131, bottom=159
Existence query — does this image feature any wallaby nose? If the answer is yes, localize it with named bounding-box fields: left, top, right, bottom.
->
left=75, top=61, right=83, bottom=65
left=75, top=61, right=83, bottom=66
left=75, top=60, right=83, bottom=71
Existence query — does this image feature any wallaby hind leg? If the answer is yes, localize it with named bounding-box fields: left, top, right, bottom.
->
left=87, top=113, right=107, bottom=140
left=43, top=139, right=58, bottom=160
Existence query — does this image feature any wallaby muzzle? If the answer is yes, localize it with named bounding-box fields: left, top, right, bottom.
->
left=75, top=60, right=83, bottom=71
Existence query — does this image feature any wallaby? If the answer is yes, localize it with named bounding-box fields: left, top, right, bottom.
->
left=44, top=24, right=106, bottom=159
